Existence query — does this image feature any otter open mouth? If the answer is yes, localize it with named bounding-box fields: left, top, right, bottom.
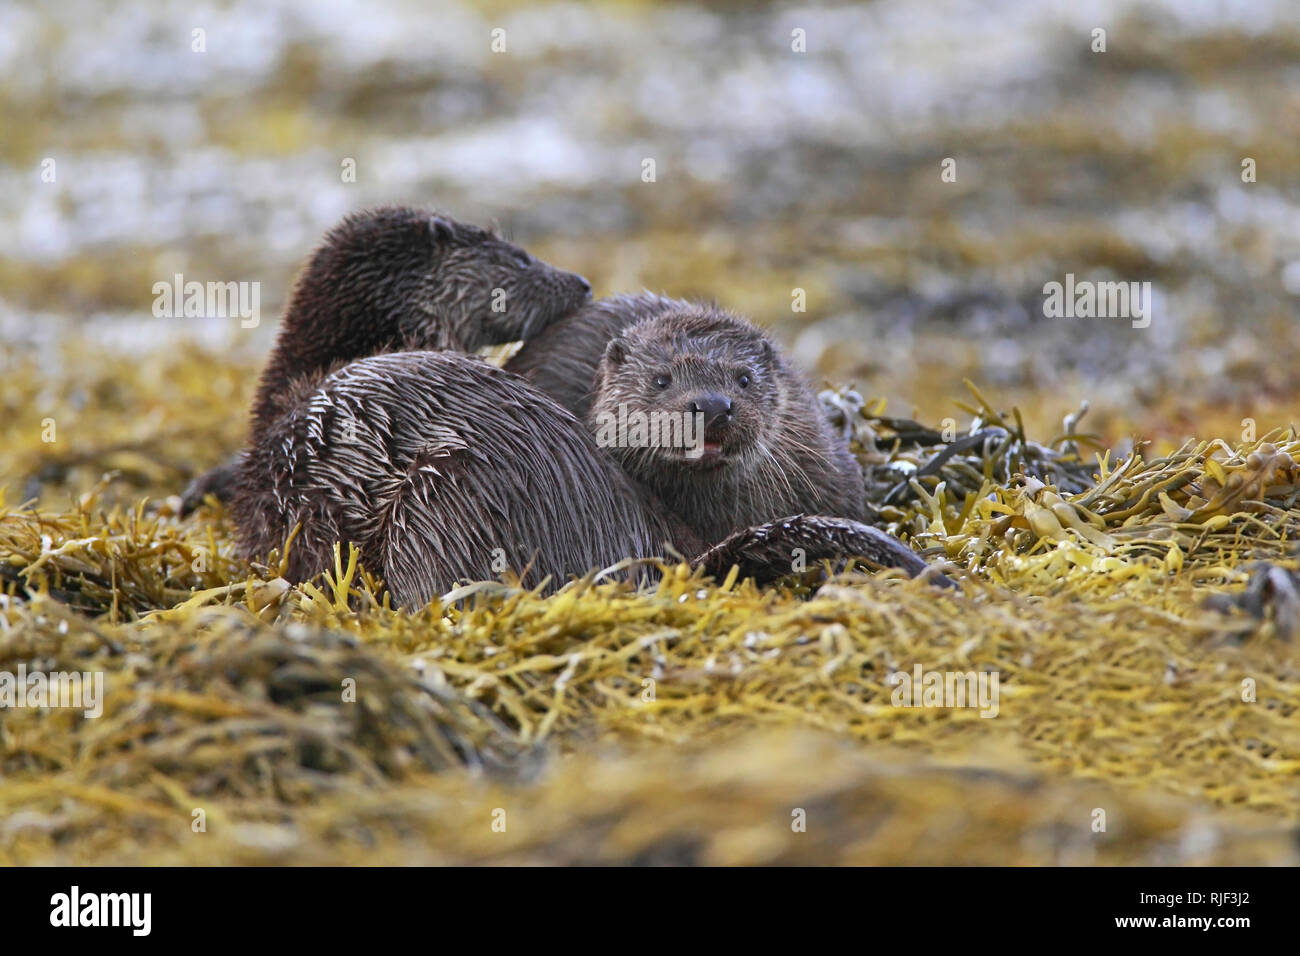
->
left=696, top=441, right=725, bottom=465
left=679, top=439, right=731, bottom=469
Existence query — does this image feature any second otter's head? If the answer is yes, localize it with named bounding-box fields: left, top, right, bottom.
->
left=588, top=303, right=779, bottom=481
left=288, top=206, right=592, bottom=362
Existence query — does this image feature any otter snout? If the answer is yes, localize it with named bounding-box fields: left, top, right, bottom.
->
left=689, top=392, right=734, bottom=431
left=562, top=271, right=593, bottom=314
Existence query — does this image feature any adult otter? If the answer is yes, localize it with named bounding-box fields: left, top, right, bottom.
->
left=180, top=207, right=592, bottom=513
left=249, top=205, right=592, bottom=431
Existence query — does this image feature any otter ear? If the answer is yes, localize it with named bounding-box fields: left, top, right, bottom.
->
left=605, top=338, right=627, bottom=366
left=759, top=338, right=775, bottom=364
left=428, top=216, right=455, bottom=241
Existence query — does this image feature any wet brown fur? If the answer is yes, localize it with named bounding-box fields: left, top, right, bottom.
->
left=250, top=205, right=591, bottom=431
left=234, top=352, right=681, bottom=607
left=587, top=299, right=867, bottom=546
left=226, top=210, right=950, bottom=604
left=182, top=207, right=590, bottom=515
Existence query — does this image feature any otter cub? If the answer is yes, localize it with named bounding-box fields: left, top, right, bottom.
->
left=180, top=207, right=591, bottom=513
left=506, top=296, right=935, bottom=585
left=588, top=302, right=866, bottom=546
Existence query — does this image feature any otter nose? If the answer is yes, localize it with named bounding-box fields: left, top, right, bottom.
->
left=689, top=393, right=734, bottom=429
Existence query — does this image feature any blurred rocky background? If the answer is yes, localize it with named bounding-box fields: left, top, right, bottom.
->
left=2, top=0, right=1299, bottom=503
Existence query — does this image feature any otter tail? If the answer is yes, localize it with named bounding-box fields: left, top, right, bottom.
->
left=691, top=514, right=957, bottom=589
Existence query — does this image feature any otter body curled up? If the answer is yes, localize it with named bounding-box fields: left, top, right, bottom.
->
left=234, top=352, right=672, bottom=608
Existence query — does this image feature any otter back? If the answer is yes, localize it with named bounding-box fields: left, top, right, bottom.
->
left=234, top=351, right=673, bottom=608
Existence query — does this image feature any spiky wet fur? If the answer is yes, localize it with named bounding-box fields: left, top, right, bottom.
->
left=234, top=352, right=675, bottom=608
left=587, top=300, right=867, bottom=545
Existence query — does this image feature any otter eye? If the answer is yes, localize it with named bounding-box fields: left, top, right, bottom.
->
left=512, top=250, right=532, bottom=267
left=654, top=374, right=671, bottom=390
left=737, top=372, right=751, bottom=388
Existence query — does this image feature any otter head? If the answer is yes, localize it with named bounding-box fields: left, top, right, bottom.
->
left=589, top=304, right=779, bottom=484
left=297, top=207, right=592, bottom=361
left=422, top=213, right=592, bottom=348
